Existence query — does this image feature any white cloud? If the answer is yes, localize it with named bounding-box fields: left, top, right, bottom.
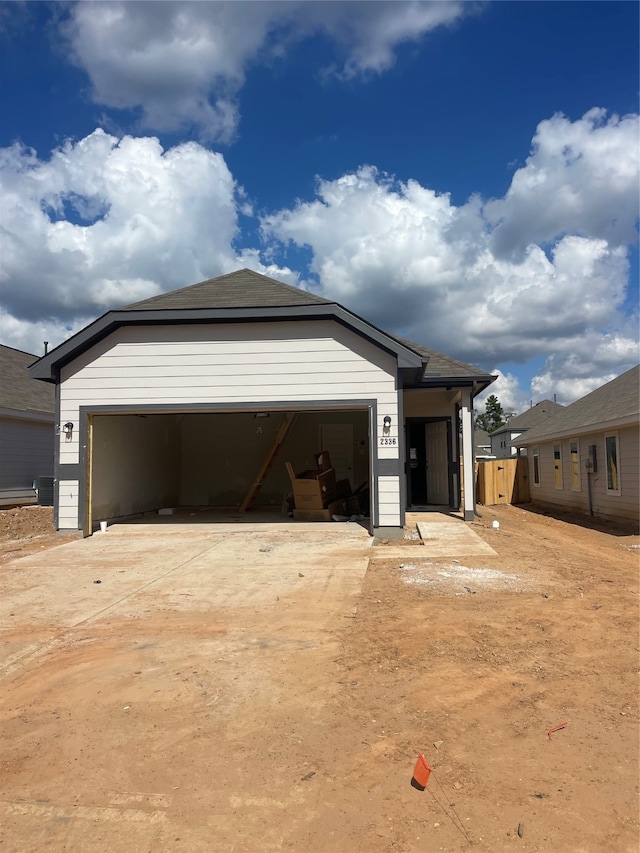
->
left=0, top=129, right=293, bottom=353
left=1, top=110, right=637, bottom=404
left=262, top=110, right=639, bottom=403
left=60, top=1, right=467, bottom=141
left=486, top=108, right=640, bottom=257
left=308, top=1, right=465, bottom=79
left=474, top=371, right=529, bottom=417
left=530, top=330, right=639, bottom=405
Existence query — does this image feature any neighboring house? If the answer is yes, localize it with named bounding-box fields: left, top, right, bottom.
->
left=490, top=399, right=565, bottom=458
left=517, top=366, right=639, bottom=523
left=474, top=428, right=494, bottom=459
left=29, top=269, right=495, bottom=537
left=0, top=344, right=55, bottom=506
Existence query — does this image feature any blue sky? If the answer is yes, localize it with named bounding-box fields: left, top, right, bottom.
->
left=0, top=1, right=638, bottom=411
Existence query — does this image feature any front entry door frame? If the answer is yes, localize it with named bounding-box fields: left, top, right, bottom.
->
left=405, top=416, right=454, bottom=509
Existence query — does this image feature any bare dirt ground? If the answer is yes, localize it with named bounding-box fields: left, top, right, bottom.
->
left=0, top=504, right=638, bottom=852
left=0, top=506, right=78, bottom=563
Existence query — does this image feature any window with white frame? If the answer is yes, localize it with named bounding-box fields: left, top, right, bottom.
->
left=605, top=433, right=621, bottom=494
left=553, top=444, right=563, bottom=489
left=570, top=440, right=580, bottom=491
left=533, top=446, right=540, bottom=486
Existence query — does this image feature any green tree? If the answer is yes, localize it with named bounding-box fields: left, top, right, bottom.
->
left=474, top=394, right=514, bottom=433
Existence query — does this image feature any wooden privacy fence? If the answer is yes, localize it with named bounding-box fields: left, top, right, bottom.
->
left=476, top=457, right=530, bottom=506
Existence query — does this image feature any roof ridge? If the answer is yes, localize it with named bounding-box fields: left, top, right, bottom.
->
left=517, top=365, right=639, bottom=444
left=122, top=268, right=334, bottom=311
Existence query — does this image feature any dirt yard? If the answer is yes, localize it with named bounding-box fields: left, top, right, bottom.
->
left=0, top=504, right=638, bottom=852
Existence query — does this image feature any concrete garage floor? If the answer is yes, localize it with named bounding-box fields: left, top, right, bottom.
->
left=0, top=523, right=372, bottom=852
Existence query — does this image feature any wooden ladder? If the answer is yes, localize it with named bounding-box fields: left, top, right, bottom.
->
left=239, top=412, right=297, bottom=512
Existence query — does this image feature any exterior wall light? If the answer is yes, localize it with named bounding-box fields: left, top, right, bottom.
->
left=383, top=416, right=392, bottom=433
left=63, top=421, right=74, bottom=439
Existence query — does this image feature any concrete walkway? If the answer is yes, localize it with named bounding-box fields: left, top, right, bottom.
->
left=369, top=512, right=497, bottom=559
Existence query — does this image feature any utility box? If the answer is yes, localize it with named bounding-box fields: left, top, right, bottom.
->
left=37, top=476, right=55, bottom=507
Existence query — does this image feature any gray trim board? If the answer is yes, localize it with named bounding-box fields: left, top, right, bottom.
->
left=378, top=459, right=402, bottom=476
left=53, top=384, right=60, bottom=529
left=397, top=373, right=406, bottom=527
left=58, top=464, right=82, bottom=478
left=401, top=376, right=495, bottom=391
left=30, top=305, right=423, bottom=381
left=78, top=399, right=378, bottom=415
left=369, top=405, right=378, bottom=533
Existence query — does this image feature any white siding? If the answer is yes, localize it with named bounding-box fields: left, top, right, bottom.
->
left=60, top=321, right=397, bottom=437
left=57, top=480, right=80, bottom=529
left=58, top=320, right=400, bottom=528
left=377, top=476, right=401, bottom=526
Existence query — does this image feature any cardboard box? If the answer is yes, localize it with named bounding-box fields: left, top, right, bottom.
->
left=293, top=508, right=332, bottom=521
left=285, top=462, right=337, bottom=509
left=295, top=498, right=359, bottom=522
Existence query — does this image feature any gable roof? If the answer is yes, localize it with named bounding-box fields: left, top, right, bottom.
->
left=29, top=269, right=495, bottom=390
left=123, top=268, right=332, bottom=311
left=491, top=399, right=565, bottom=436
left=0, top=345, right=55, bottom=414
left=517, top=366, right=640, bottom=445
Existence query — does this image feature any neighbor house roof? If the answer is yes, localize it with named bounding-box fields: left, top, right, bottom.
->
left=517, top=366, right=640, bottom=445
left=491, top=399, right=565, bottom=437
left=474, top=428, right=492, bottom=454
left=30, top=269, right=495, bottom=390
left=0, top=345, right=55, bottom=414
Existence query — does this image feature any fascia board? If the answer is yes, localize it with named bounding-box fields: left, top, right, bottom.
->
left=402, top=376, right=496, bottom=393
left=29, top=303, right=425, bottom=381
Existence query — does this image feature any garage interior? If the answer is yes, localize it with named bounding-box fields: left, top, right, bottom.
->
left=89, top=409, right=371, bottom=528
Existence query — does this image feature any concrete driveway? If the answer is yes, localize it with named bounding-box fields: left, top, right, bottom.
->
left=0, top=522, right=371, bottom=852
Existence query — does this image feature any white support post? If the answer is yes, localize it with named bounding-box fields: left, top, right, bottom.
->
left=460, top=388, right=475, bottom=521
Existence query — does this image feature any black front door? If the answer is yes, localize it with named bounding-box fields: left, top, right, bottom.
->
left=406, top=418, right=452, bottom=508
left=408, top=421, right=428, bottom=506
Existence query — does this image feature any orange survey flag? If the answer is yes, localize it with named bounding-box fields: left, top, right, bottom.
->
left=411, top=754, right=431, bottom=790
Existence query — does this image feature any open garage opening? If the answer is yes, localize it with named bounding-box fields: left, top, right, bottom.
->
left=88, top=408, right=371, bottom=532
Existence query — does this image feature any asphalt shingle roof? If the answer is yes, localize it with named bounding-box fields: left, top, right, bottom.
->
left=123, top=268, right=333, bottom=311
left=0, top=345, right=55, bottom=413
left=492, top=399, right=565, bottom=435
left=518, top=365, right=639, bottom=444
left=393, top=336, right=493, bottom=379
